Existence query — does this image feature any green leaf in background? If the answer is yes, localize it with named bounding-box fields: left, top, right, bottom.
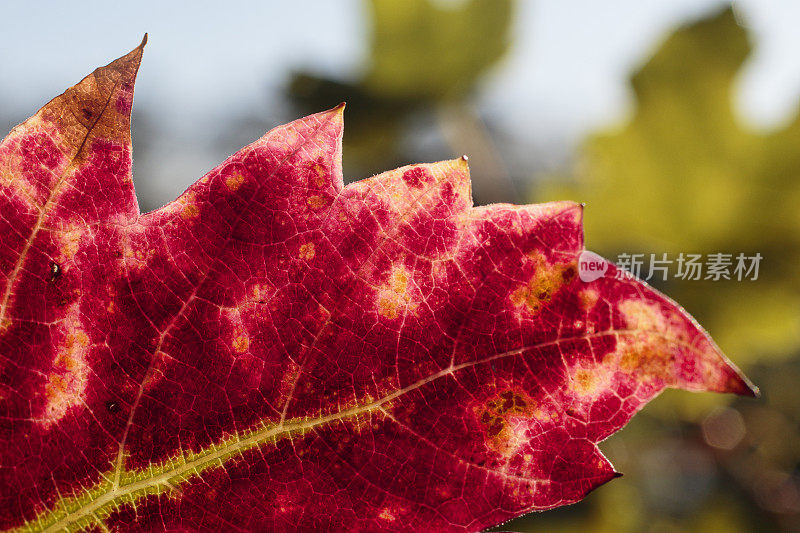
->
left=538, top=7, right=800, bottom=373
left=498, top=7, right=799, bottom=533
left=365, top=0, right=512, bottom=100
left=289, top=0, right=516, bottom=203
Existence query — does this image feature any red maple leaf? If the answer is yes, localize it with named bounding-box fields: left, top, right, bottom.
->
left=0, top=40, right=755, bottom=532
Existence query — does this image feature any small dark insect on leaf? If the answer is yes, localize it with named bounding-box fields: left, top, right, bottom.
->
left=48, top=262, right=61, bottom=282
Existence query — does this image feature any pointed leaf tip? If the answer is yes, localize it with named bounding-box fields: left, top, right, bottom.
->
left=304, top=103, right=344, bottom=133
left=21, top=36, right=146, bottom=170
left=730, top=372, right=759, bottom=398
left=315, top=102, right=345, bottom=122
left=327, top=102, right=346, bottom=122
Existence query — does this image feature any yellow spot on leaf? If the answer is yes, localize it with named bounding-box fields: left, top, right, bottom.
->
left=299, top=242, right=315, bottom=260
left=378, top=299, right=398, bottom=320
left=378, top=508, right=396, bottom=521
left=233, top=334, right=249, bottom=353
left=58, top=226, right=84, bottom=260
left=476, top=390, right=537, bottom=456
left=579, top=288, right=599, bottom=310
left=44, top=327, right=90, bottom=425
left=249, top=283, right=273, bottom=304
left=572, top=369, right=597, bottom=395
left=617, top=339, right=675, bottom=381
left=568, top=360, right=616, bottom=401
left=279, top=361, right=301, bottom=399
left=225, top=173, right=245, bottom=191
left=618, top=299, right=667, bottom=331
left=614, top=299, right=687, bottom=385
left=311, top=162, right=328, bottom=187
left=181, top=203, right=199, bottom=219
left=106, top=286, right=117, bottom=313
left=307, top=195, right=328, bottom=210
left=377, top=266, right=415, bottom=319
left=45, top=373, right=67, bottom=399
left=511, top=253, right=576, bottom=314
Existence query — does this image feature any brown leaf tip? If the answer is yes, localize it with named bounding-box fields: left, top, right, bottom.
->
left=732, top=374, right=760, bottom=398
left=39, top=38, right=147, bottom=160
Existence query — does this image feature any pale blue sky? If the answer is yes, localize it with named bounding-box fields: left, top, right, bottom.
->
left=2, top=1, right=800, bottom=204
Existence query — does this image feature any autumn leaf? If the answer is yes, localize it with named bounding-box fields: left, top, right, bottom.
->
left=0, top=39, right=754, bottom=532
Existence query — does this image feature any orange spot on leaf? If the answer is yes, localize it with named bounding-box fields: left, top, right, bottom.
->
left=578, top=288, right=599, bottom=310
left=233, top=334, right=249, bottom=354
left=299, top=242, right=315, bottom=260
left=225, top=173, right=245, bottom=191
left=511, top=253, right=575, bottom=314
left=476, top=390, right=537, bottom=455
left=307, top=195, right=328, bottom=210
left=377, top=266, right=414, bottom=319
left=181, top=203, right=200, bottom=219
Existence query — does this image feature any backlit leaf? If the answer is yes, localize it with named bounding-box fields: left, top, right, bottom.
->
left=0, top=39, right=754, bottom=532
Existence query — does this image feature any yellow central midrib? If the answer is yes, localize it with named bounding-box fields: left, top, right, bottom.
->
left=39, top=365, right=447, bottom=532
left=38, top=328, right=662, bottom=532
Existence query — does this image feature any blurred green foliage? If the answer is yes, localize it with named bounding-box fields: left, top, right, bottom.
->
left=538, top=8, right=800, bottom=370
left=365, top=0, right=512, bottom=100
left=289, top=0, right=514, bottom=199
left=509, top=8, right=800, bottom=532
